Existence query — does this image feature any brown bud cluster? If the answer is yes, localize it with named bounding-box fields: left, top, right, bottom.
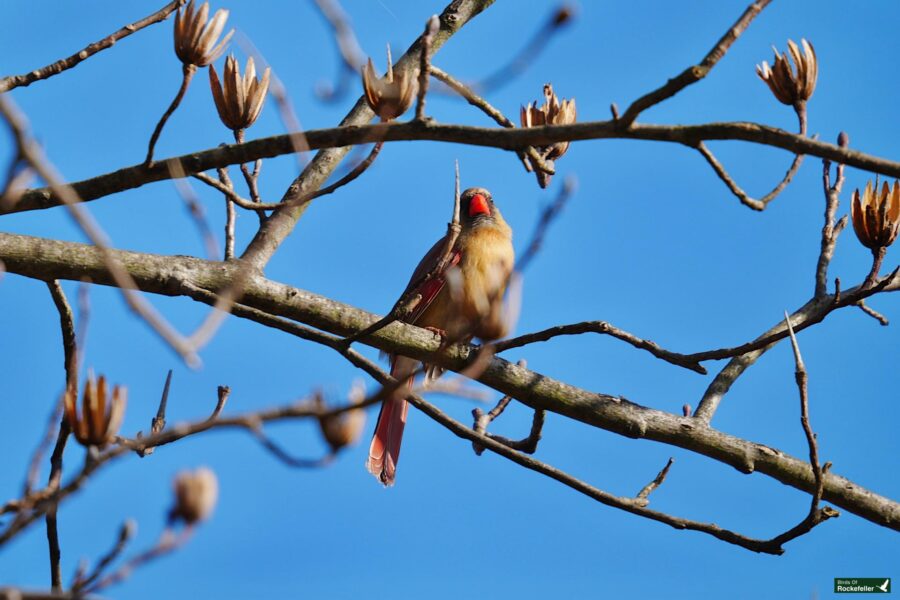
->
left=316, top=386, right=366, bottom=452
left=520, top=83, right=577, bottom=187
left=209, top=55, right=271, bottom=131
left=170, top=467, right=219, bottom=525
left=851, top=180, right=900, bottom=250
left=174, top=0, right=234, bottom=68
left=756, top=39, right=817, bottom=106
left=63, top=375, right=127, bottom=448
left=362, top=46, right=416, bottom=122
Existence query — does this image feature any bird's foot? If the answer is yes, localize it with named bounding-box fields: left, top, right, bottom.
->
left=423, top=326, right=448, bottom=343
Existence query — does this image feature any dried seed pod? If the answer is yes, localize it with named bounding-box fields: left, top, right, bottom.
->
left=174, top=0, right=234, bottom=68
left=756, top=38, right=817, bottom=106
left=362, top=45, right=416, bottom=121
left=170, top=467, right=219, bottom=525
left=209, top=55, right=271, bottom=131
left=851, top=180, right=900, bottom=249
left=317, top=385, right=366, bottom=452
left=63, top=375, right=127, bottom=448
left=520, top=83, right=577, bottom=186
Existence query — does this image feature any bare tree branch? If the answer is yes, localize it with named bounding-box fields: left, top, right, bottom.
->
left=618, top=0, right=772, bottom=127
left=815, top=133, right=849, bottom=297
left=43, top=281, right=77, bottom=592
left=0, top=232, right=896, bottom=532
left=12, top=119, right=900, bottom=217
left=635, top=457, right=675, bottom=507
left=0, top=95, right=200, bottom=365
left=0, top=0, right=186, bottom=93
left=693, top=104, right=807, bottom=211
left=239, top=0, right=497, bottom=272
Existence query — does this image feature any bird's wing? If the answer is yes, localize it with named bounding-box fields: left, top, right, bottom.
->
left=400, top=235, right=461, bottom=325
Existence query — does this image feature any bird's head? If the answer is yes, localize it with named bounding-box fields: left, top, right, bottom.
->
left=460, top=187, right=498, bottom=228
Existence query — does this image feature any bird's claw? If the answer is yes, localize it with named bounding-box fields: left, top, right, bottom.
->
left=423, top=326, right=448, bottom=343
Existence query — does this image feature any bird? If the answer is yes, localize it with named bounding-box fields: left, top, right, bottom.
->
left=366, top=187, right=515, bottom=486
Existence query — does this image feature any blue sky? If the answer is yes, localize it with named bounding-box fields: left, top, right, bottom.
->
left=0, top=1, right=897, bottom=598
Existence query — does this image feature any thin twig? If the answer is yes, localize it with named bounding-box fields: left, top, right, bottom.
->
left=855, top=299, right=889, bottom=325
left=429, top=65, right=555, bottom=177
left=415, top=16, right=440, bottom=120
left=193, top=171, right=256, bottom=209
left=195, top=139, right=383, bottom=214
left=472, top=360, right=524, bottom=455
left=23, top=402, right=64, bottom=498
left=477, top=406, right=545, bottom=455
left=516, top=176, right=576, bottom=272
left=768, top=313, right=839, bottom=545
left=83, top=528, right=192, bottom=594
left=219, top=168, right=236, bottom=260
left=694, top=105, right=809, bottom=211
left=43, top=281, right=77, bottom=592
left=462, top=4, right=574, bottom=94
left=0, top=0, right=186, bottom=93
left=168, top=161, right=221, bottom=260
left=414, top=377, right=492, bottom=402
left=71, top=520, right=136, bottom=592
left=0, top=160, right=34, bottom=210
left=634, top=457, right=675, bottom=507
left=618, top=0, right=772, bottom=127
left=75, top=281, right=91, bottom=372
left=46, top=281, right=78, bottom=390
left=815, top=133, right=849, bottom=297
left=233, top=129, right=266, bottom=224
left=495, top=320, right=707, bottom=374
left=136, top=370, right=173, bottom=458
left=249, top=426, right=335, bottom=469
left=463, top=354, right=544, bottom=457
left=145, top=64, right=196, bottom=167
left=311, top=0, right=366, bottom=100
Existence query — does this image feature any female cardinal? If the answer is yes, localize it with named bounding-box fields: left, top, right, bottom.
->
left=366, top=187, right=514, bottom=485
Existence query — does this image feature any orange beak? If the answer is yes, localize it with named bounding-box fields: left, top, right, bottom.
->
left=468, top=194, right=490, bottom=218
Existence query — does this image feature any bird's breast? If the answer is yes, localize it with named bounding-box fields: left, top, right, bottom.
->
left=457, top=224, right=514, bottom=339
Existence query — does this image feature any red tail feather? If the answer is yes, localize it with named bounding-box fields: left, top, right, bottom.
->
left=366, top=360, right=413, bottom=486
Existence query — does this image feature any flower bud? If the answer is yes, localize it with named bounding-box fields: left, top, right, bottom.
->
left=170, top=467, right=219, bottom=525
left=756, top=39, right=817, bottom=106
left=520, top=83, right=577, bottom=187
left=362, top=45, right=416, bottom=121
left=209, top=55, right=271, bottom=131
left=851, top=180, right=900, bottom=250
left=64, top=375, right=127, bottom=448
left=174, top=0, right=234, bottom=68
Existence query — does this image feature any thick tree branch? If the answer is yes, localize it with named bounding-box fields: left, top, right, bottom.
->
left=0, top=232, right=897, bottom=532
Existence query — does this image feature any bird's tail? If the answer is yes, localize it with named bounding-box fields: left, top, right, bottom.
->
left=366, top=357, right=414, bottom=486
